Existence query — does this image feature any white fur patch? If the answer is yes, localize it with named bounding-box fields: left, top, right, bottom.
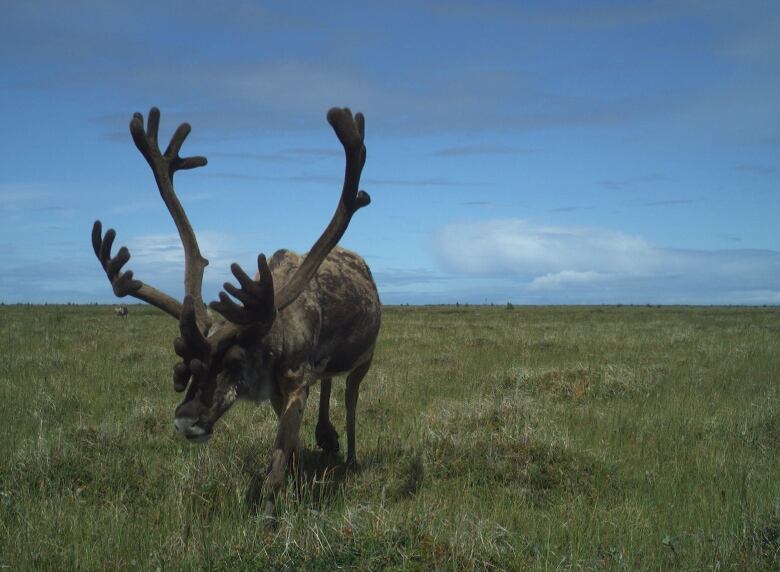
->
left=174, top=417, right=210, bottom=441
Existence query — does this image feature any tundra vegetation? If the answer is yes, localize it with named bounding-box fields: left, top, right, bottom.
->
left=1, top=304, right=779, bottom=570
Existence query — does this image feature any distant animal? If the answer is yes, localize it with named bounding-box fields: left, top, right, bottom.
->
left=115, top=305, right=128, bottom=318
left=91, top=106, right=380, bottom=517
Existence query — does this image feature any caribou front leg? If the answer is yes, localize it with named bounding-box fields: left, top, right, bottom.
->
left=262, top=367, right=310, bottom=518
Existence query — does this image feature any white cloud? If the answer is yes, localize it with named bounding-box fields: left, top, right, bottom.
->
left=528, top=270, right=611, bottom=291
left=436, top=219, right=658, bottom=276
left=0, top=184, right=51, bottom=208
left=128, top=231, right=240, bottom=272
left=434, top=219, right=780, bottom=304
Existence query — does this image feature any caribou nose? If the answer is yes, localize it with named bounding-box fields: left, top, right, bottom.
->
left=174, top=416, right=212, bottom=442
left=174, top=416, right=197, bottom=433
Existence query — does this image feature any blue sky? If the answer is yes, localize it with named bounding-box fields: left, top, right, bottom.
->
left=1, top=1, right=778, bottom=305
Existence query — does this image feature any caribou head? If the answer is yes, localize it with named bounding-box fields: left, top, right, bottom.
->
left=91, top=106, right=374, bottom=449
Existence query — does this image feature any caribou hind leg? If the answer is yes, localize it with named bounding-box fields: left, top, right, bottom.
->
left=345, top=357, right=372, bottom=467
left=315, top=377, right=340, bottom=454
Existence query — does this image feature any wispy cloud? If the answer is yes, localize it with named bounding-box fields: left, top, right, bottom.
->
left=0, top=227, right=261, bottom=304
left=0, top=255, right=98, bottom=303
left=242, top=174, right=462, bottom=187
left=210, top=151, right=297, bottom=164
left=461, top=201, right=501, bottom=208
left=550, top=205, right=592, bottom=213
left=366, top=177, right=458, bottom=187
left=63, top=56, right=664, bottom=140
left=598, top=173, right=668, bottom=191
left=267, top=174, right=341, bottom=185
left=528, top=270, right=611, bottom=291
left=435, top=219, right=780, bottom=304
left=372, top=267, right=452, bottom=287
left=127, top=231, right=235, bottom=269
left=0, top=185, right=69, bottom=224
left=712, top=3, right=780, bottom=67
left=735, top=164, right=778, bottom=176
left=426, top=1, right=676, bottom=29
left=7, top=1, right=773, bottom=147
left=631, top=198, right=701, bottom=208
left=0, top=184, right=51, bottom=208
left=200, top=172, right=261, bottom=181
left=31, top=205, right=73, bottom=214
left=109, top=193, right=213, bottom=214
left=437, top=219, right=655, bottom=276
left=430, top=145, right=538, bottom=157
left=282, top=148, right=341, bottom=158
left=210, top=148, right=339, bottom=164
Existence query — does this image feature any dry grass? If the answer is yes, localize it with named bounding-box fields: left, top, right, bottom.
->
left=1, top=304, right=779, bottom=569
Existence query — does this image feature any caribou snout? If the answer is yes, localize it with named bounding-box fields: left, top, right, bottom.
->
left=174, top=415, right=212, bottom=442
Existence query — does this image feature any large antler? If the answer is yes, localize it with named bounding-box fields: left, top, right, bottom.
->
left=91, top=108, right=210, bottom=328
left=93, top=106, right=370, bottom=395
left=208, top=108, right=368, bottom=336
left=275, top=108, right=370, bottom=309
left=208, top=107, right=370, bottom=329
left=91, top=221, right=183, bottom=318
left=129, top=108, right=216, bottom=392
left=129, top=107, right=211, bottom=332
left=92, top=107, right=213, bottom=391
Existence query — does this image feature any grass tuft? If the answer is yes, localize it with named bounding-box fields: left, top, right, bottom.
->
left=1, top=304, right=779, bottom=569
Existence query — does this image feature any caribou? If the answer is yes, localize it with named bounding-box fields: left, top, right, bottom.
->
left=91, top=106, right=381, bottom=515
left=115, top=305, right=128, bottom=318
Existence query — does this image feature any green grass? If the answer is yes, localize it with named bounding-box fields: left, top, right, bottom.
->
left=1, top=304, right=779, bottom=570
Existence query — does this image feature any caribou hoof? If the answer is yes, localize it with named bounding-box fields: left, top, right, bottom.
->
left=315, top=421, right=340, bottom=453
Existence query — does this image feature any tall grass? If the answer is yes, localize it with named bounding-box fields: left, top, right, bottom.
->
left=1, top=304, right=779, bottom=569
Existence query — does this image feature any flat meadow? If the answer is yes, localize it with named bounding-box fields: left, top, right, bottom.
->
left=1, top=304, right=779, bottom=570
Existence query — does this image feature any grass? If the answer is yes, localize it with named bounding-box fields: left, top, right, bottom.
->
left=1, top=304, right=779, bottom=570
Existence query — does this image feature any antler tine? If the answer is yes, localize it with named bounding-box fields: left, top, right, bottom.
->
left=327, top=107, right=371, bottom=211
left=130, top=107, right=211, bottom=332
left=209, top=254, right=276, bottom=326
left=91, top=220, right=182, bottom=319
left=274, top=107, right=370, bottom=310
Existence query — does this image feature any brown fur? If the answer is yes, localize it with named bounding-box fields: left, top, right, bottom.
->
left=91, top=106, right=377, bottom=521
left=174, top=246, right=380, bottom=516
